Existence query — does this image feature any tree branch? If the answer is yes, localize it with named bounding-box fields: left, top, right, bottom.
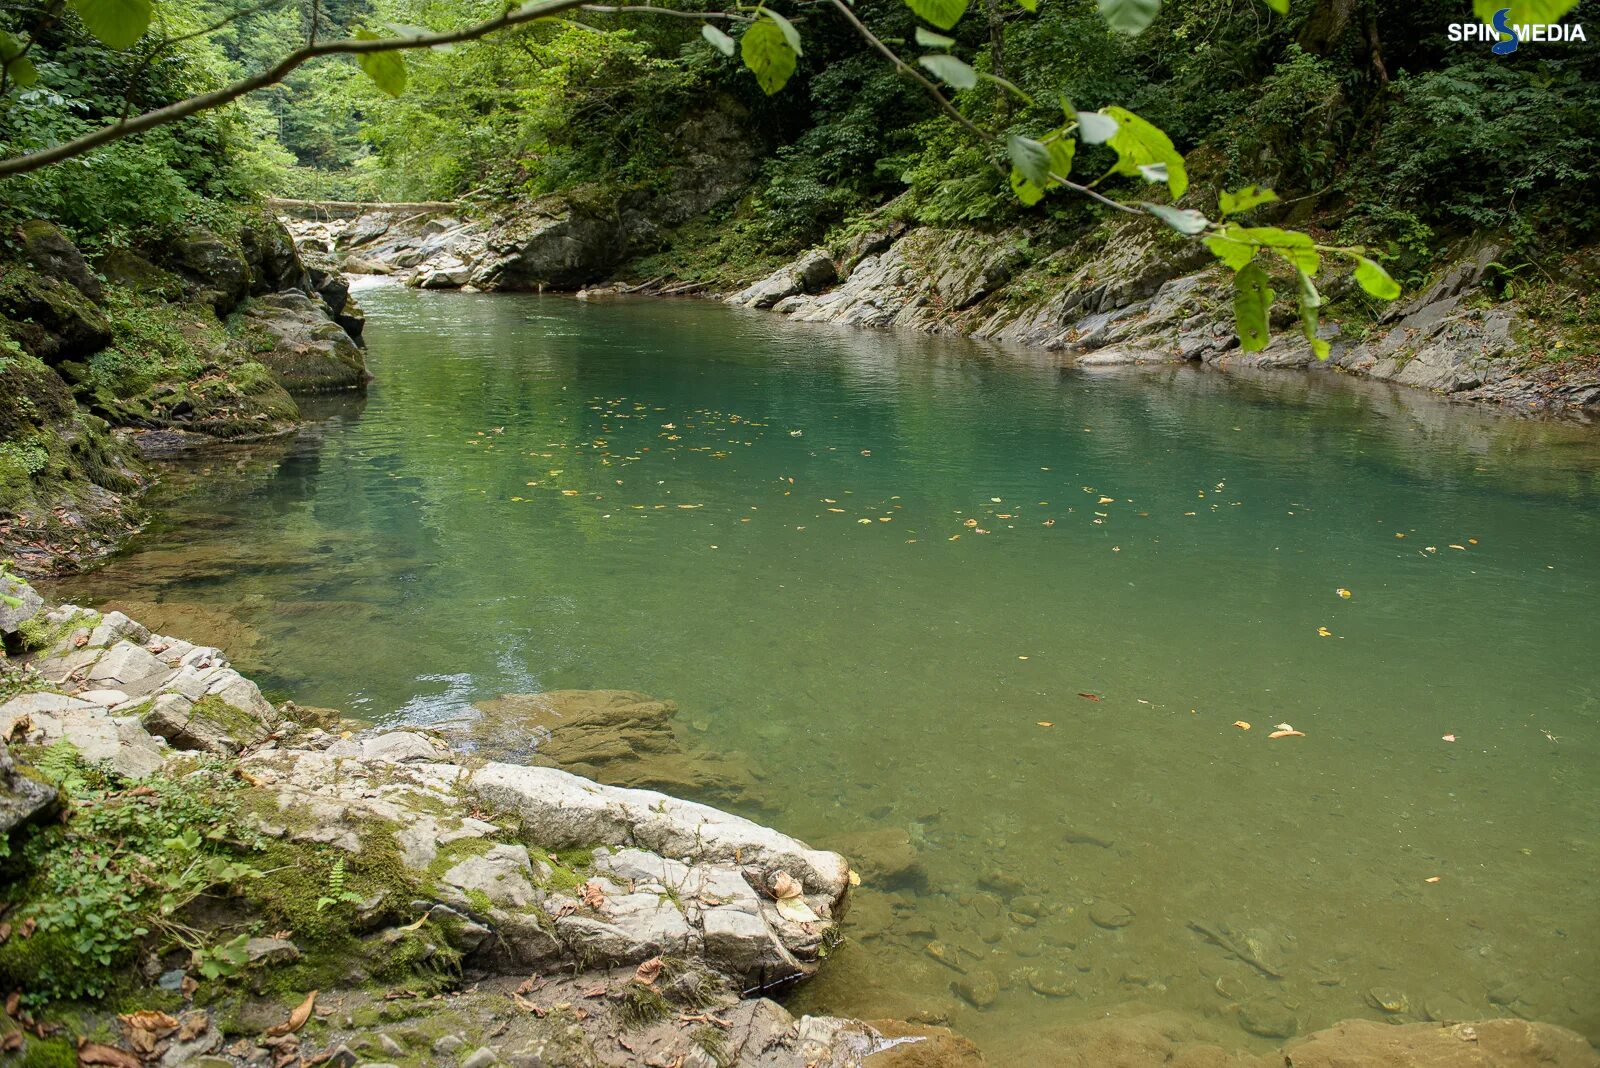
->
left=579, top=4, right=754, bottom=21
left=0, top=0, right=606, bottom=177
left=824, top=0, right=986, bottom=143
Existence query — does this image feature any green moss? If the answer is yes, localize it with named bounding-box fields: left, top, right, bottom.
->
left=691, top=1024, right=729, bottom=1066
left=186, top=694, right=265, bottom=744
left=14, top=1035, right=77, bottom=1068
left=616, top=983, right=671, bottom=1030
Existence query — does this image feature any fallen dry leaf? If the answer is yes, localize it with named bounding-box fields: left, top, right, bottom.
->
left=581, top=881, right=607, bottom=911
left=581, top=983, right=608, bottom=999
left=1077, top=692, right=1101, bottom=702
left=1232, top=721, right=1251, bottom=730
left=1, top=1032, right=20, bottom=1054
left=76, top=1040, right=141, bottom=1068
left=119, top=1011, right=177, bottom=1035
left=177, top=1013, right=209, bottom=1042
left=264, top=991, right=316, bottom=1037
left=5, top=991, right=19, bottom=1017
left=1425, top=876, right=1442, bottom=884
left=633, top=957, right=663, bottom=986
left=1037, top=721, right=1053, bottom=728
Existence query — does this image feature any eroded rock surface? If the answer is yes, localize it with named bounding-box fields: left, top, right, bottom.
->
left=744, top=225, right=1600, bottom=418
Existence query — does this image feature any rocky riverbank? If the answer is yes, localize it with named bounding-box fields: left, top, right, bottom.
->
left=0, top=212, right=368, bottom=576
left=280, top=203, right=1598, bottom=422
left=4, top=582, right=1599, bottom=1068
left=0, top=578, right=983, bottom=1067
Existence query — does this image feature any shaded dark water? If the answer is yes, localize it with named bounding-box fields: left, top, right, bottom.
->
left=57, top=286, right=1600, bottom=1059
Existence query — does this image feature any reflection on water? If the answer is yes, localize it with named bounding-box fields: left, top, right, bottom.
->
left=53, top=288, right=1600, bottom=1060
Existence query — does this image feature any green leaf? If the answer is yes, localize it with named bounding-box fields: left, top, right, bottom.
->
left=1218, top=184, right=1278, bottom=218
left=1260, top=0, right=1288, bottom=12
left=701, top=23, right=736, bottom=57
left=0, top=33, right=37, bottom=88
left=1007, top=135, right=1053, bottom=188
left=1296, top=270, right=1331, bottom=360
left=1233, top=262, right=1273, bottom=352
left=70, top=0, right=150, bottom=49
left=1142, top=202, right=1208, bottom=235
left=1102, top=106, right=1187, bottom=200
left=1075, top=110, right=1119, bottom=145
left=354, top=29, right=408, bottom=96
left=1013, top=0, right=1037, bottom=10
left=1009, top=138, right=1074, bottom=207
left=1010, top=168, right=1046, bottom=206
left=1351, top=255, right=1401, bottom=301
left=1097, top=0, right=1161, bottom=35
left=763, top=9, right=803, bottom=56
left=918, top=53, right=978, bottom=90
left=1473, top=0, right=1580, bottom=25
left=1227, top=225, right=1318, bottom=275
left=906, top=0, right=970, bottom=31
left=1204, top=233, right=1255, bottom=272
left=915, top=26, right=956, bottom=47
left=741, top=19, right=797, bottom=95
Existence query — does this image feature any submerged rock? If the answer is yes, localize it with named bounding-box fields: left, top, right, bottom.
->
left=470, top=689, right=764, bottom=807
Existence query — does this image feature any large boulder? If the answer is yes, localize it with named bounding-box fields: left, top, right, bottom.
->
left=16, top=220, right=102, bottom=300
left=230, top=291, right=369, bottom=393
left=729, top=250, right=837, bottom=310
left=0, top=266, right=111, bottom=364
left=476, top=198, right=624, bottom=290
left=239, top=212, right=307, bottom=295
left=158, top=228, right=252, bottom=315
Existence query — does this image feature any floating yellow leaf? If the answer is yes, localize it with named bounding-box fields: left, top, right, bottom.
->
left=1098, top=496, right=1115, bottom=505
left=1336, top=588, right=1352, bottom=599
left=1232, top=720, right=1251, bottom=730
left=1037, top=721, right=1053, bottom=728
left=1317, top=626, right=1332, bottom=637
left=561, top=489, right=579, bottom=497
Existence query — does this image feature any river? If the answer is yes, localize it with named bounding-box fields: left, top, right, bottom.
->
left=54, top=284, right=1600, bottom=1061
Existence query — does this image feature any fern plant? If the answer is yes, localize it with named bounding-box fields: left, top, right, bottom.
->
left=315, top=857, right=366, bottom=912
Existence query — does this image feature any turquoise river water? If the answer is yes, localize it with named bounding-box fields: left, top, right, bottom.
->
left=55, top=285, right=1600, bottom=1061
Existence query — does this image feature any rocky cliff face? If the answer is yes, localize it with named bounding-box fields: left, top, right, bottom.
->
left=728, top=222, right=1600, bottom=418
left=285, top=99, right=761, bottom=294
left=0, top=212, right=368, bottom=574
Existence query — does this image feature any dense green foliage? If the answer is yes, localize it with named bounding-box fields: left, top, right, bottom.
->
left=0, top=0, right=1594, bottom=350
left=0, top=746, right=260, bottom=1005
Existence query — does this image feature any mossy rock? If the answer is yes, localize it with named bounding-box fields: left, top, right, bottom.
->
left=16, top=221, right=102, bottom=301
left=0, top=266, right=111, bottom=366
left=97, top=248, right=187, bottom=301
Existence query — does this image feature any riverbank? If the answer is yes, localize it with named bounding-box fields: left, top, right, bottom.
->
left=0, top=213, right=368, bottom=576
left=0, top=578, right=977, bottom=1066
left=279, top=204, right=1599, bottom=421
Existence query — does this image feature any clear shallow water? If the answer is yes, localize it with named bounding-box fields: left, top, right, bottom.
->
left=56, top=287, right=1600, bottom=1059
